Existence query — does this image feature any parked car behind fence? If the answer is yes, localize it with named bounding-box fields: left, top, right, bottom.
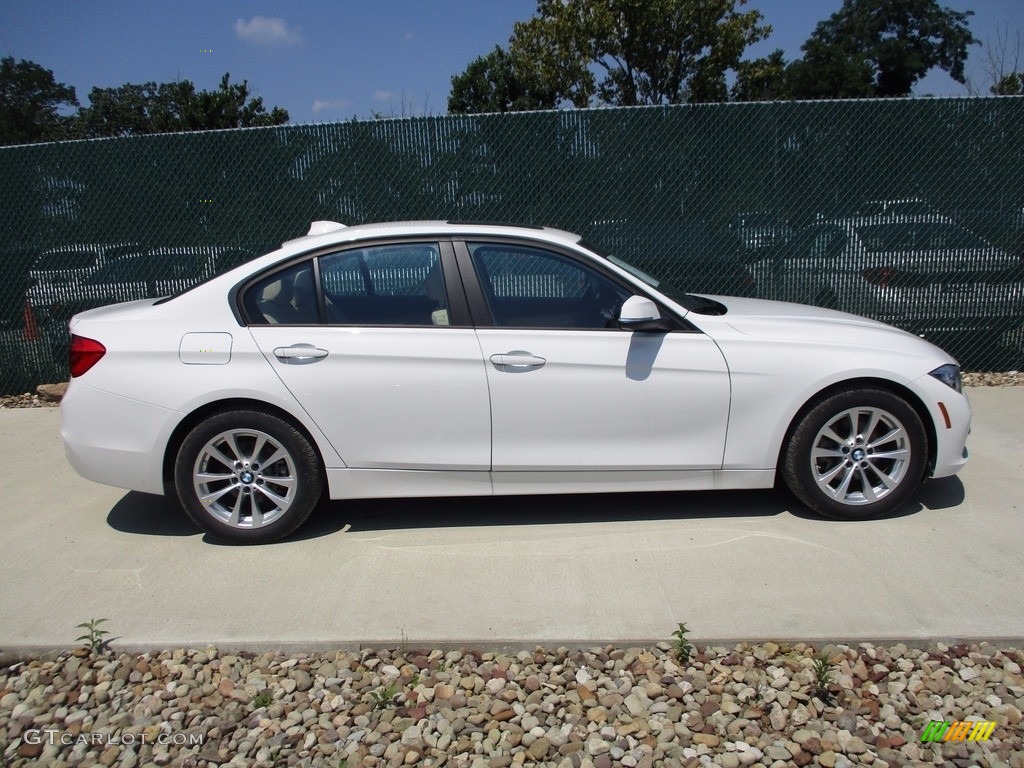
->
left=726, top=211, right=794, bottom=256
left=750, top=215, right=1024, bottom=365
left=26, top=243, right=144, bottom=323
left=39, top=246, right=258, bottom=323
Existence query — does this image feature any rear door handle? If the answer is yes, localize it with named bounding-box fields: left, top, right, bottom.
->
left=273, top=344, right=328, bottom=364
left=489, top=351, right=546, bottom=371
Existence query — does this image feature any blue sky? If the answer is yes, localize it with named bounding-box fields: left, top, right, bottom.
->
left=1, top=1, right=1020, bottom=124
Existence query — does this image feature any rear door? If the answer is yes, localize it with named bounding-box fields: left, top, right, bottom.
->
left=245, top=240, right=491, bottom=470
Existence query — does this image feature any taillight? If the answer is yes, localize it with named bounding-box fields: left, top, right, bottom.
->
left=863, top=266, right=901, bottom=288
left=69, top=335, right=106, bottom=377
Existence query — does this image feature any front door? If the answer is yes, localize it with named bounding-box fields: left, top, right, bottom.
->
left=462, top=240, right=731, bottom=471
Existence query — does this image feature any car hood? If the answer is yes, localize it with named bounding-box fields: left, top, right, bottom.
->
left=695, top=295, right=928, bottom=346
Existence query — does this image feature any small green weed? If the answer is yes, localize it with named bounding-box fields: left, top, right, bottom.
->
left=812, top=653, right=834, bottom=703
left=75, top=618, right=112, bottom=654
left=745, top=668, right=769, bottom=706
left=370, top=681, right=399, bottom=710
left=251, top=690, right=273, bottom=708
left=671, top=622, right=693, bottom=664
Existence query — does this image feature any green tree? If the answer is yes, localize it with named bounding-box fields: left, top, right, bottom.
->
left=0, top=57, right=79, bottom=145
left=789, top=0, right=977, bottom=98
left=448, top=46, right=557, bottom=113
left=731, top=50, right=789, bottom=101
left=450, top=0, right=770, bottom=112
left=991, top=73, right=1023, bottom=95
left=980, top=25, right=1023, bottom=95
left=75, top=73, right=288, bottom=138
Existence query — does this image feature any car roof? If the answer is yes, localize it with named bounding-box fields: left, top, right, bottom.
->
left=185, top=220, right=589, bottom=293
left=280, top=220, right=584, bottom=250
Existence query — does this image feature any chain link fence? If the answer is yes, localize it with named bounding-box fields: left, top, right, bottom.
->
left=1, top=97, right=1023, bottom=394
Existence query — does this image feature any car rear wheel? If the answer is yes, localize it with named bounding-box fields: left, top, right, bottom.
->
left=783, top=389, right=927, bottom=520
left=174, top=410, right=323, bottom=544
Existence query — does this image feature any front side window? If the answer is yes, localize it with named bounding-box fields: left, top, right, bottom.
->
left=319, top=243, right=448, bottom=325
left=469, top=242, right=630, bottom=329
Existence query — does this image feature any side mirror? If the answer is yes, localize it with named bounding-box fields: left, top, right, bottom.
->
left=618, top=295, right=670, bottom=331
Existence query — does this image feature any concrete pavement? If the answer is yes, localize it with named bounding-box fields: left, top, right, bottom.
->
left=1, top=387, right=1022, bottom=653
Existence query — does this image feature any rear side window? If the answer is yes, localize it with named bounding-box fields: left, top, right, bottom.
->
left=245, top=261, right=319, bottom=325
left=319, top=243, right=448, bottom=325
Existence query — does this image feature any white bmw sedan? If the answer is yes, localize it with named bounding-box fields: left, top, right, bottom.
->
left=61, top=221, right=970, bottom=544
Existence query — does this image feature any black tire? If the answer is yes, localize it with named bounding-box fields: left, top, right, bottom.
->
left=174, top=410, right=323, bottom=544
left=783, top=388, right=927, bottom=520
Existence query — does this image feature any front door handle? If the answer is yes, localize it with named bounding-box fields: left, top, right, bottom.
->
left=489, top=351, right=546, bottom=371
left=273, top=344, right=328, bottom=364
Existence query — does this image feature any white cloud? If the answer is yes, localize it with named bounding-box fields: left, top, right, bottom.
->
left=374, top=90, right=395, bottom=102
left=312, top=99, right=350, bottom=114
left=235, top=16, right=302, bottom=46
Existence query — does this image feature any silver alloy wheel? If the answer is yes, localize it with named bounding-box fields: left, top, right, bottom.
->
left=192, top=428, right=297, bottom=529
left=810, top=406, right=911, bottom=506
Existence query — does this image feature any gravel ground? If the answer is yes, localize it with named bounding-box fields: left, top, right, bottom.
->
left=1, top=642, right=1021, bottom=768
left=962, top=371, right=1024, bottom=388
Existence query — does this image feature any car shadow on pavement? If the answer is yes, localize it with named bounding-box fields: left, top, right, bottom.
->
left=106, top=491, right=359, bottom=543
left=106, top=488, right=794, bottom=541
left=302, top=487, right=789, bottom=536
left=308, top=476, right=965, bottom=536
left=106, top=493, right=202, bottom=537
left=106, top=476, right=965, bottom=542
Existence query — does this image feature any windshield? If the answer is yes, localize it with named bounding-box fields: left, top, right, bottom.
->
left=579, top=238, right=726, bottom=313
left=606, top=254, right=663, bottom=288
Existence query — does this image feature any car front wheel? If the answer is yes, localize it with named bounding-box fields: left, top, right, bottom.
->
left=174, top=410, right=323, bottom=544
left=783, top=389, right=927, bottom=520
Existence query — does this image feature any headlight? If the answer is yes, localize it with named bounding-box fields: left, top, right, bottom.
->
left=929, top=363, right=962, bottom=393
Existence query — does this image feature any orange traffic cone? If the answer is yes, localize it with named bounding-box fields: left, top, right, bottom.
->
left=22, top=300, right=40, bottom=341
